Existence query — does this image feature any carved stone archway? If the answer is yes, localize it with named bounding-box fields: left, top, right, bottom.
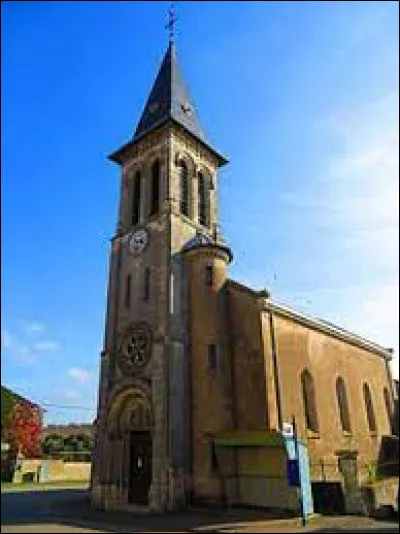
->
left=100, top=382, right=154, bottom=508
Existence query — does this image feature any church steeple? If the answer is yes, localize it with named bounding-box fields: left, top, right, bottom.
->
left=109, top=11, right=227, bottom=166
left=133, top=41, right=206, bottom=145
left=93, top=10, right=230, bottom=513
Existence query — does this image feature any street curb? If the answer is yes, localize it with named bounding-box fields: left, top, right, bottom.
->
left=187, top=514, right=322, bottom=532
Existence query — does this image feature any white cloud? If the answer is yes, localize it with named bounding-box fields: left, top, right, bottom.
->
left=24, top=322, right=46, bottom=335
left=329, top=145, right=389, bottom=177
left=1, top=325, right=60, bottom=363
left=68, top=367, right=92, bottom=383
left=8, top=341, right=37, bottom=364
left=1, top=329, right=13, bottom=349
left=315, top=91, right=399, bottom=143
left=64, top=390, right=82, bottom=401
left=32, top=340, right=60, bottom=352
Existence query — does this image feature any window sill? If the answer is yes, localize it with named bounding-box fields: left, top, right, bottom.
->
left=306, top=430, right=320, bottom=440
left=369, top=431, right=378, bottom=438
left=342, top=431, right=353, bottom=438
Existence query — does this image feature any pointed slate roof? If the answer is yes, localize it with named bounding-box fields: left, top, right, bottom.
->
left=134, top=42, right=204, bottom=141
left=129, top=43, right=227, bottom=165
left=109, top=42, right=228, bottom=166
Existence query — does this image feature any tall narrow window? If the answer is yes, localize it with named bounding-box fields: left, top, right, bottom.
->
left=336, top=377, right=351, bottom=432
left=363, top=383, right=377, bottom=432
left=198, top=172, right=207, bottom=227
left=205, top=265, right=214, bottom=287
left=125, top=274, right=131, bottom=309
left=383, top=387, right=393, bottom=433
left=150, top=159, right=160, bottom=216
left=132, top=171, right=141, bottom=226
left=144, top=268, right=150, bottom=301
left=179, top=161, right=189, bottom=216
left=210, top=443, right=218, bottom=473
left=208, top=344, right=218, bottom=372
left=301, top=369, right=319, bottom=432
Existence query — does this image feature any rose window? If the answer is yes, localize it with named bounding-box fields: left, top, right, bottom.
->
left=120, top=325, right=151, bottom=372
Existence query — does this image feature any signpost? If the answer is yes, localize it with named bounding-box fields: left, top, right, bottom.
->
left=287, top=458, right=300, bottom=487
left=292, top=416, right=306, bottom=527
left=284, top=418, right=314, bottom=524
left=282, top=421, right=294, bottom=438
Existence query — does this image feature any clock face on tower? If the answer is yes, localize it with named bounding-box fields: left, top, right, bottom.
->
left=129, top=228, right=149, bottom=255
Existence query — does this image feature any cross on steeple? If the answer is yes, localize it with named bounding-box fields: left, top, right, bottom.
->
left=166, top=3, right=177, bottom=44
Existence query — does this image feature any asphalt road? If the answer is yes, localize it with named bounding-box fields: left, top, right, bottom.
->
left=1, top=488, right=399, bottom=533
left=1, top=489, right=103, bottom=533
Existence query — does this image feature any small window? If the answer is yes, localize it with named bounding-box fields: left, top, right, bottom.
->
left=124, top=274, right=131, bottom=309
left=150, top=160, right=160, bottom=216
left=208, top=344, right=218, bottom=372
left=198, top=172, right=207, bottom=227
left=301, top=369, right=319, bottom=433
left=363, top=383, right=377, bottom=432
left=205, top=265, right=213, bottom=287
left=144, top=268, right=150, bottom=301
left=179, top=161, right=189, bottom=216
left=210, top=443, right=218, bottom=473
left=132, top=171, right=141, bottom=226
left=336, top=377, right=351, bottom=432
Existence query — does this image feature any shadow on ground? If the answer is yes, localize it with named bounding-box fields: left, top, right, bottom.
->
left=1, top=489, right=399, bottom=533
left=1, top=489, right=292, bottom=532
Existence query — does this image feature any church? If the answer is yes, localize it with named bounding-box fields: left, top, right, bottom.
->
left=90, top=29, right=397, bottom=513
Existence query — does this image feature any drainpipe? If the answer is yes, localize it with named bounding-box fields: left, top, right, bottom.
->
left=384, top=350, right=396, bottom=434
left=268, top=310, right=283, bottom=430
left=225, top=284, right=240, bottom=505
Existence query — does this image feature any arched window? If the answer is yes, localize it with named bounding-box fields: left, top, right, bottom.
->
left=179, top=161, right=189, bottom=216
left=131, top=171, right=141, bottom=225
left=336, top=377, right=351, bottom=432
left=198, top=172, right=208, bottom=227
left=205, top=265, right=214, bottom=287
left=383, top=387, right=393, bottom=433
left=150, top=159, right=160, bottom=216
left=301, top=369, right=319, bottom=432
left=363, top=383, right=377, bottom=432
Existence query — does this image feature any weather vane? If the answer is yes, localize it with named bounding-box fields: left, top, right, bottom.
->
left=166, top=3, right=177, bottom=44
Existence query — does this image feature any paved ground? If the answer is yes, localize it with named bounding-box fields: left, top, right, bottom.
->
left=1, top=488, right=399, bottom=533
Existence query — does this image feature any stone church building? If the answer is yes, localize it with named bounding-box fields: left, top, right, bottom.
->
left=90, top=37, right=397, bottom=513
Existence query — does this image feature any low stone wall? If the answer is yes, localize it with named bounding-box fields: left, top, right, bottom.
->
left=12, top=459, right=42, bottom=483
left=362, top=477, right=399, bottom=516
left=12, top=458, right=91, bottom=483
left=63, top=462, right=91, bottom=481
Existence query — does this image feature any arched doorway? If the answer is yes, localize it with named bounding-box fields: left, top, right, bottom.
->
left=106, top=385, right=153, bottom=505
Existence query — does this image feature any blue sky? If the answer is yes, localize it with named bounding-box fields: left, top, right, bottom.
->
left=1, top=1, right=398, bottom=424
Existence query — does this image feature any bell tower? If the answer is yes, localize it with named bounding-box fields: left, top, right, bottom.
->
left=91, top=20, right=228, bottom=512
